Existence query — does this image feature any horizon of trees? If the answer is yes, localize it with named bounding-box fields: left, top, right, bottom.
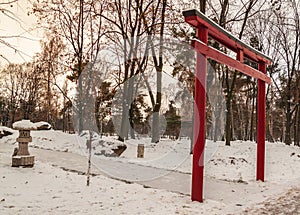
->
left=0, top=0, right=299, bottom=146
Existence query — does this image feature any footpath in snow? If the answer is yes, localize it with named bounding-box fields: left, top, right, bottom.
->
left=1, top=129, right=300, bottom=214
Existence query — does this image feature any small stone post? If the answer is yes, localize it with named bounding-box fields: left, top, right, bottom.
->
left=12, top=120, right=36, bottom=167
left=137, top=144, right=144, bottom=158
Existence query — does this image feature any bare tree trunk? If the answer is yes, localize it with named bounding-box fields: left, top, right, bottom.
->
left=224, top=0, right=256, bottom=146
left=86, top=130, right=92, bottom=186
left=128, top=78, right=136, bottom=139
left=266, top=84, right=274, bottom=142
left=77, top=0, right=84, bottom=134
left=244, top=96, right=250, bottom=140
left=213, top=94, right=223, bottom=142
left=151, top=71, right=162, bottom=143
left=118, top=79, right=130, bottom=142
left=281, top=111, right=285, bottom=142
left=296, top=106, right=300, bottom=146
left=231, top=102, right=235, bottom=140
left=199, top=0, right=206, bottom=13
left=150, top=0, right=167, bottom=143
left=296, top=77, right=300, bottom=146
left=225, top=67, right=235, bottom=146
left=249, top=85, right=256, bottom=141
left=47, top=44, right=52, bottom=124
left=285, top=99, right=292, bottom=145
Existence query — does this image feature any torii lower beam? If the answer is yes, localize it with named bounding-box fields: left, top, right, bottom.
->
left=183, top=9, right=272, bottom=202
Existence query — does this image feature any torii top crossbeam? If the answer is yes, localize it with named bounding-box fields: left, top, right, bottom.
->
left=183, top=9, right=272, bottom=66
left=184, top=9, right=272, bottom=85
left=183, top=9, right=272, bottom=203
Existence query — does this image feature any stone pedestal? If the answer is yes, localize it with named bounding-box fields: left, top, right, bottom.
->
left=137, top=144, right=144, bottom=158
left=12, top=155, right=34, bottom=167
left=12, top=129, right=35, bottom=167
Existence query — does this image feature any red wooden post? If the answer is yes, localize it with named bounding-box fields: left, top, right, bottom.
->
left=257, top=61, right=266, bottom=181
left=192, top=25, right=208, bottom=202
left=237, top=49, right=244, bottom=62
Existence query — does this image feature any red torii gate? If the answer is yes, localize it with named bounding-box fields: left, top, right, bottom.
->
left=183, top=9, right=272, bottom=202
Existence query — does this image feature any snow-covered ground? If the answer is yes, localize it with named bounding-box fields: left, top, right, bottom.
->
left=1, top=128, right=300, bottom=214
left=0, top=159, right=213, bottom=214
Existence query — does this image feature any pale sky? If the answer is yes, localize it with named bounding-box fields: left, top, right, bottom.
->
left=0, top=0, right=41, bottom=64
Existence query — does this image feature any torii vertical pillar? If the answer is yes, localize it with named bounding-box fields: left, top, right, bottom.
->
left=192, top=25, right=208, bottom=202
left=257, top=61, right=267, bottom=181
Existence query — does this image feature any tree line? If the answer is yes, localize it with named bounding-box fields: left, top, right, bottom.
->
left=0, top=0, right=299, bottom=146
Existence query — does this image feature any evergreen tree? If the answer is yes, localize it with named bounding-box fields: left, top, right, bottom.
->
left=164, top=101, right=181, bottom=139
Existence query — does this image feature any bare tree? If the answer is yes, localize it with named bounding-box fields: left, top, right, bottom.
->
left=35, top=34, right=66, bottom=125
left=204, top=0, right=266, bottom=145
left=1, top=62, right=43, bottom=125
left=140, top=0, right=168, bottom=143
left=34, top=0, right=105, bottom=133
left=99, top=0, right=159, bottom=141
left=263, top=0, right=300, bottom=145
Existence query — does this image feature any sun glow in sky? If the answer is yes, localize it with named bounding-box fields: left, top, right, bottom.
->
left=0, top=0, right=41, bottom=64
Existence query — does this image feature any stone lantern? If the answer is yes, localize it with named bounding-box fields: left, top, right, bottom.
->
left=12, top=120, right=36, bottom=167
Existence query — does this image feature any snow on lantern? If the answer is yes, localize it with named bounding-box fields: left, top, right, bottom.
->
left=12, top=120, right=37, bottom=167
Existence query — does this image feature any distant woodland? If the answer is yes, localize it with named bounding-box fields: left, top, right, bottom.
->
left=0, top=0, right=299, bottom=145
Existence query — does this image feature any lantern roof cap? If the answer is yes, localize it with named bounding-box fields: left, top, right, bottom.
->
left=13, top=120, right=37, bottom=130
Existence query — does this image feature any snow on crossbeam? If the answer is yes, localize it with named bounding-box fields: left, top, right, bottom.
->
left=183, top=9, right=272, bottom=65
